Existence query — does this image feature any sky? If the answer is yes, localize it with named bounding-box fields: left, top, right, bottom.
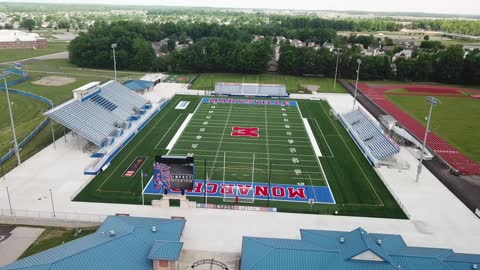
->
left=3, top=0, right=480, bottom=15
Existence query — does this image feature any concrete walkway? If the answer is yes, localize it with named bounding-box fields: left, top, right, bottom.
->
left=0, top=227, right=44, bottom=266
left=0, top=89, right=478, bottom=257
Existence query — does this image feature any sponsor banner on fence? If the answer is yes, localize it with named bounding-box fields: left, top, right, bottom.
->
left=202, top=97, right=297, bottom=107
left=144, top=179, right=335, bottom=204
left=197, top=203, right=277, bottom=212
left=122, top=156, right=147, bottom=177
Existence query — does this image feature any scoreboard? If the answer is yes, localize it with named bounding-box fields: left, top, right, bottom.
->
left=153, top=155, right=195, bottom=190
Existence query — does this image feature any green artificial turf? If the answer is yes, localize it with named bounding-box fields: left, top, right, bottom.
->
left=75, top=95, right=405, bottom=219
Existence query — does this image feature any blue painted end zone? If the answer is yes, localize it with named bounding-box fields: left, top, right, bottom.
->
left=144, top=179, right=335, bottom=204
left=202, top=97, right=297, bottom=107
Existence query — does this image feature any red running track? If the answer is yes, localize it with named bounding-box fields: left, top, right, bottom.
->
left=358, top=83, right=480, bottom=175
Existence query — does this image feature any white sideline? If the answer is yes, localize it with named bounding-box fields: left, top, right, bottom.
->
left=166, top=113, right=193, bottom=150
left=302, top=118, right=322, bottom=157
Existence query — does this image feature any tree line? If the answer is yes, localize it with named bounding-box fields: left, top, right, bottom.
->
left=277, top=44, right=480, bottom=84
left=68, top=20, right=480, bottom=85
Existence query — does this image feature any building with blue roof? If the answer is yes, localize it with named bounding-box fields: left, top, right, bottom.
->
left=241, top=227, right=480, bottom=270
left=0, top=216, right=186, bottom=270
left=124, top=80, right=154, bottom=93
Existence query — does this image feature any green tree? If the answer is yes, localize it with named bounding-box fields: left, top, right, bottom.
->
left=434, top=45, right=465, bottom=83
left=130, top=38, right=155, bottom=71
left=167, top=39, right=176, bottom=52
left=20, top=18, right=35, bottom=32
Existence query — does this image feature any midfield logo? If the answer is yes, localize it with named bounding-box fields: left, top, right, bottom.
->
left=231, top=126, right=260, bottom=138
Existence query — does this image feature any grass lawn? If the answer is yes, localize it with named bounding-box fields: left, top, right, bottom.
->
left=75, top=95, right=405, bottom=219
left=0, top=42, right=69, bottom=63
left=0, top=91, right=50, bottom=159
left=19, top=227, right=97, bottom=259
left=387, top=95, right=480, bottom=163
left=191, top=73, right=346, bottom=93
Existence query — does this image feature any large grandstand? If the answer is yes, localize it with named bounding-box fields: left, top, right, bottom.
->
left=44, top=80, right=163, bottom=175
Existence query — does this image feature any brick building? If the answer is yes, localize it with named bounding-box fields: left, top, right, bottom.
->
left=0, top=30, right=48, bottom=49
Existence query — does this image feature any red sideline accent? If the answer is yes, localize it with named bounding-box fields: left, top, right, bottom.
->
left=358, top=83, right=480, bottom=175
left=471, top=95, right=480, bottom=99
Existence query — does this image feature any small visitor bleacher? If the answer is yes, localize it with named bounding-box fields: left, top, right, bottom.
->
left=339, top=109, right=400, bottom=167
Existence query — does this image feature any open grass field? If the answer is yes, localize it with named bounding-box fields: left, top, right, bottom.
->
left=387, top=94, right=480, bottom=163
left=191, top=73, right=345, bottom=93
left=75, top=95, right=405, bottom=218
left=0, top=42, right=69, bottom=63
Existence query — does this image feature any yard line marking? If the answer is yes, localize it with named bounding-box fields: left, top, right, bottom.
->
left=318, top=101, right=383, bottom=206
left=208, top=103, right=234, bottom=177
left=154, top=114, right=183, bottom=149
left=172, top=140, right=313, bottom=147
left=314, top=119, right=334, bottom=158
left=170, top=149, right=317, bottom=157
left=296, top=102, right=336, bottom=204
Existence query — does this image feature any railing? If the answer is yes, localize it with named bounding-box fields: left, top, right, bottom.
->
left=0, top=208, right=107, bottom=224
left=0, top=70, right=54, bottom=164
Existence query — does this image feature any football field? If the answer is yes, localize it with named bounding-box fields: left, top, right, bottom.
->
left=159, top=98, right=334, bottom=203
left=75, top=95, right=405, bottom=218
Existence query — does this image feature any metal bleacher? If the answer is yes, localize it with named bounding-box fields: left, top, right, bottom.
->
left=340, top=109, right=400, bottom=166
left=214, top=82, right=289, bottom=97
left=45, top=81, right=148, bottom=147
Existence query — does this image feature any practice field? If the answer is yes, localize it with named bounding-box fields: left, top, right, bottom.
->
left=163, top=74, right=197, bottom=84
left=75, top=95, right=405, bottom=218
left=191, top=73, right=345, bottom=93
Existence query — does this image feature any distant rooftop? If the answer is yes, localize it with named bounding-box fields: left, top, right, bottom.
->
left=0, top=30, right=44, bottom=42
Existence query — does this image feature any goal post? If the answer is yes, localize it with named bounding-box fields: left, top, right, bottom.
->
left=223, top=152, right=255, bottom=203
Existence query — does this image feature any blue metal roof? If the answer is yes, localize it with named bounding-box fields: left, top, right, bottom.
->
left=124, top=80, right=154, bottom=91
left=241, top=227, right=480, bottom=270
left=0, top=216, right=186, bottom=270
left=148, top=241, right=183, bottom=260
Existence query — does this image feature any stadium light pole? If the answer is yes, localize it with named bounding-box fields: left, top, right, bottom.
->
left=415, top=96, right=440, bottom=183
left=49, top=189, right=56, bottom=217
left=111, top=43, right=118, bottom=81
left=353, top=59, right=362, bottom=111
left=333, top=49, right=341, bottom=90
left=1, top=72, right=21, bottom=166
